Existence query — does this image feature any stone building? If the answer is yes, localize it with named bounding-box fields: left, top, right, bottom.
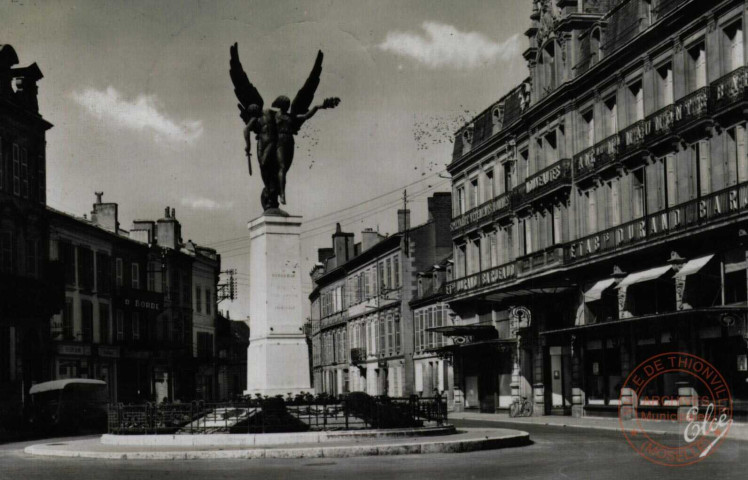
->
left=309, top=193, right=452, bottom=397
left=445, top=0, right=748, bottom=417
left=0, top=44, right=56, bottom=419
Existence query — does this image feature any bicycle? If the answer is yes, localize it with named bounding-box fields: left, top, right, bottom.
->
left=508, top=395, right=533, bottom=418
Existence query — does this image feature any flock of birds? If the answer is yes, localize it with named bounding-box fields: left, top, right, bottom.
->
left=296, top=106, right=476, bottom=173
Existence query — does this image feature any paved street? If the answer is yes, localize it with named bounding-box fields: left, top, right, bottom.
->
left=2, top=420, right=746, bottom=479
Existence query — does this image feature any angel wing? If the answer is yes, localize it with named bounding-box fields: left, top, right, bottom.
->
left=229, top=43, right=264, bottom=124
left=290, top=50, right=323, bottom=116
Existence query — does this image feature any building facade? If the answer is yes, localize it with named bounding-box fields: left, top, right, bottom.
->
left=445, top=0, right=748, bottom=417
left=0, top=44, right=56, bottom=420
left=310, top=193, right=452, bottom=398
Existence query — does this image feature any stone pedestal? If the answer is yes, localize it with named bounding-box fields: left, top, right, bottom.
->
left=244, top=212, right=313, bottom=397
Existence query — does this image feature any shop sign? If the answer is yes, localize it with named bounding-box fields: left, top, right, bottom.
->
left=98, top=346, right=120, bottom=358
left=57, top=344, right=91, bottom=356
left=525, top=165, right=561, bottom=194
left=123, top=298, right=161, bottom=311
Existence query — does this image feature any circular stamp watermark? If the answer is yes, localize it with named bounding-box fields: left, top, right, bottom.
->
left=618, top=352, right=733, bottom=467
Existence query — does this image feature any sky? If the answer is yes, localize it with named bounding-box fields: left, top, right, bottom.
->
left=2, top=0, right=531, bottom=320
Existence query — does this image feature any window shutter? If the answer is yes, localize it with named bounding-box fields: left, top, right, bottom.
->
left=666, top=154, right=677, bottom=207
left=698, top=140, right=711, bottom=195
left=737, top=124, right=747, bottom=183
left=733, top=26, right=744, bottom=70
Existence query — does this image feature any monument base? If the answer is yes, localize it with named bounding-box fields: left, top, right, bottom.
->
left=244, top=334, right=314, bottom=397
left=244, top=213, right=314, bottom=397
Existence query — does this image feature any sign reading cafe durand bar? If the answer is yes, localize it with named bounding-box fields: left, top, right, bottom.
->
left=567, top=183, right=748, bottom=261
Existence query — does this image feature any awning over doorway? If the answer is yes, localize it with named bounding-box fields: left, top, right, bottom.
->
left=673, top=254, right=715, bottom=279
left=583, top=278, right=617, bottom=302
left=616, top=265, right=671, bottom=289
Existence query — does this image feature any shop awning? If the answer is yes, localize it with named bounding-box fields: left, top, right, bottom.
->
left=616, top=265, right=672, bottom=289
left=583, top=278, right=617, bottom=302
left=427, top=324, right=496, bottom=337
left=673, top=255, right=715, bottom=279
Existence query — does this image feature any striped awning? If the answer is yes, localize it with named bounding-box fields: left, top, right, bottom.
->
left=616, top=265, right=672, bottom=289
left=673, top=255, right=715, bottom=279
left=583, top=278, right=617, bottom=302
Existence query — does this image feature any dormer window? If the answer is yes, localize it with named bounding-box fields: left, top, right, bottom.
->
left=462, top=125, right=474, bottom=154
left=492, top=104, right=504, bottom=133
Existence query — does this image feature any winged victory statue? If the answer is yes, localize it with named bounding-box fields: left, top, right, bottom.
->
left=229, top=43, right=340, bottom=211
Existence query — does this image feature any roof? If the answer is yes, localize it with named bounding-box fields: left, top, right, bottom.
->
left=29, top=379, right=106, bottom=395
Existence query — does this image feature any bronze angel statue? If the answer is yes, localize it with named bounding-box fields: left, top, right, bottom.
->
left=229, top=43, right=340, bottom=211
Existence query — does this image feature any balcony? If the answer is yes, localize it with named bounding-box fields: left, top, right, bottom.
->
left=350, top=347, right=367, bottom=365
left=450, top=192, right=512, bottom=234
left=673, top=86, right=710, bottom=132
left=565, top=180, right=748, bottom=263
left=711, top=66, right=748, bottom=115
left=513, top=158, right=572, bottom=208
left=573, top=135, right=621, bottom=181
left=445, top=261, right=516, bottom=297
left=516, top=245, right=564, bottom=276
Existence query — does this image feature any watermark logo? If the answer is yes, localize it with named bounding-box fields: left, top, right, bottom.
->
left=618, top=352, right=733, bottom=467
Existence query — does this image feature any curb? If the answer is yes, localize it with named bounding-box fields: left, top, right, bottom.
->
left=23, top=429, right=530, bottom=460
left=101, top=426, right=456, bottom=447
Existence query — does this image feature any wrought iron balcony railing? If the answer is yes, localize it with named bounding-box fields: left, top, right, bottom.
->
left=673, top=86, right=710, bottom=128
left=711, top=66, right=748, bottom=113
left=574, top=135, right=620, bottom=180
left=513, top=158, right=572, bottom=207
left=450, top=192, right=512, bottom=233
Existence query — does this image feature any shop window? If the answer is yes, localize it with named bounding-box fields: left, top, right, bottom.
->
left=585, top=339, right=623, bottom=405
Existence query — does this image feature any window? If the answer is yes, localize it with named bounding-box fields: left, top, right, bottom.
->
left=63, top=298, right=74, bottom=340
left=469, top=177, right=479, bottom=209
left=467, top=237, right=481, bottom=274
left=197, top=332, right=214, bottom=358
left=552, top=205, right=564, bottom=244
left=385, top=258, right=392, bottom=291
left=587, top=191, right=598, bottom=234
left=485, top=169, right=495, bottom=200
left=604, top=96, right=617, bottom=136
left=456, top=185, right=466, bottom=215
left=656, top=63, right=673, bottom=108
left=132, top=312, right=140, bottom=340
left=394, top=314, right=401, bottom=353
left=503, top=161, right=514, bottom=194
left=489, top=230, right=499, bottom=267
left=20, top=148, right=28, bottom=198
left=724, top=22, right=744, bottom=71
left=687, top=42, right=706, bottom=92
left=726, top=124, right=748, bottom=185
left=12, top=143, right=19, bottom=196
left=131, top=263, right=140, bottom=289
left=628, top=81, right=644, bottom=123
left=96, top=253, right=111, bottom=294
left=37, top=153, right=45, bottom=204
left=77, top=248, right=94, bottom=291
left=81, top=300, right=93, bottom=342
left=99, top=304, right=110, bottom=344
left=115, top=258, right=123, bottom=287
left=116, top=310, right=124, bottom=341
left=25, top=238, right=38, bottom=277
left=544, top=130, right=558, bottom=166
left=608, top=180, right=621, bottom=227
left=523, top=219, right=533, bottom=255
left=692, top=140, right=711, bottom=196
left=631, top=168, right=647, bottom=219
left=582, top=110, right=595, bottom=148
left=195, top=285, right=202, bottom=313
left=205, top=289, right=212, bottom=315
left=393, top=256, right=400, bottom=288
left=455, top=243, right=466, bottom=278
left=664, top=154, right=677, bottom=207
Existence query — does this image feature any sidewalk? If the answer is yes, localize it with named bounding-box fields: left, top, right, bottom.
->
left=449, top=411, right=748, bottom=441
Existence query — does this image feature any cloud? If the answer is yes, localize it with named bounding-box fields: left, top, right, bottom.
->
left=72, top=86, right=203, bottom=144
left=180, top=197, right=234, bottom=211
left=379, top=22, right=520, bottom=69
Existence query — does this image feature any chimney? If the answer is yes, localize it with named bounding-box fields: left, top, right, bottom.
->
left=331, top=223, right=354, bottom=268
left=397, top=209, right=411, bottom=232
left=156, top=205, right=182, bottom=249
left=361, top=228, right=380, bottom=252
left=90, top=192, right=119, bottom=233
